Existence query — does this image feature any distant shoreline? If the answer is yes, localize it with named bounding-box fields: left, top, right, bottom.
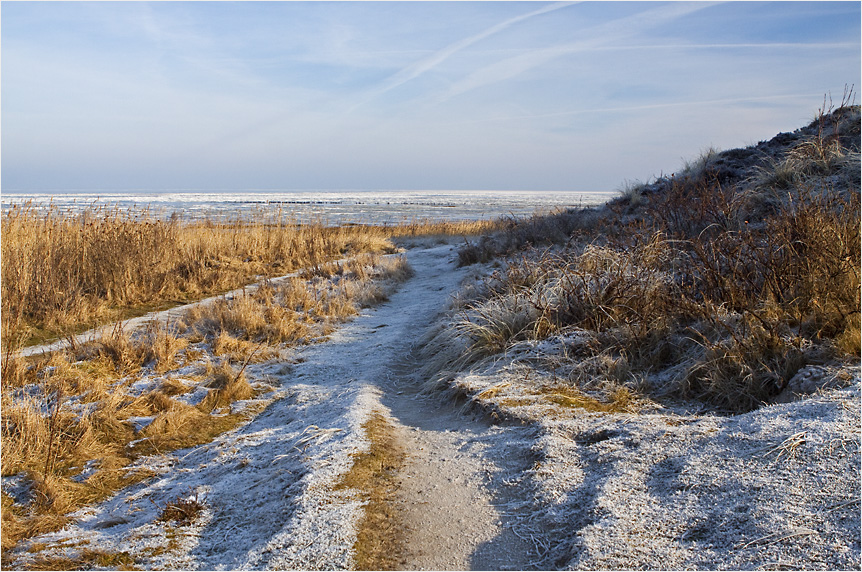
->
left=1, top=189, right=614, bottom=224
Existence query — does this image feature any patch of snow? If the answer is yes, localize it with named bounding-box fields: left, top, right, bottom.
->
left=126, top=416, right=156, bottom=432
left=1, top=473, right=33, bottom=505
left=437, top=356, right=860, bottom=570
left=177, top=386, right=210, bottom=407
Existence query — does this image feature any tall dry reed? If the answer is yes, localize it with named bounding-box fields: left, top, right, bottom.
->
left=1, top=203, right=495, bottom=349
left=0, top=204, right=401, bottom=347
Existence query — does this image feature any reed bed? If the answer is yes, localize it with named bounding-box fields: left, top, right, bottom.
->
left=0, top=204, right=494, bottom=349
left=1, top=250, right=413, bottom=558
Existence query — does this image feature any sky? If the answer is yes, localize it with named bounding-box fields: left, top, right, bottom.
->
left=2, top=1, right=860, bottom=193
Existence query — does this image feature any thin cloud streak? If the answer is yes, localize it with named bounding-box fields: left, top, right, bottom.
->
left=443, top=93, right=824, bottom=125
left=350, top=1, right=579, bottom=111
left=585, top=42, right=859, bottom=51
left=438, top=1, right=721, bottom=102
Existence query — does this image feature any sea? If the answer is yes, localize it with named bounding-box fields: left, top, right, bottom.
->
left=0, top=190, right=614, bottom=225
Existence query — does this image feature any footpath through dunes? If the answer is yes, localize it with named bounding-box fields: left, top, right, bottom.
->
left=7, top=243, right=543, bottom=570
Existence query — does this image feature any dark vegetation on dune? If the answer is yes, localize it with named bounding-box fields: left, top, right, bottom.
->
left=454, top=99, right=860, bottom=413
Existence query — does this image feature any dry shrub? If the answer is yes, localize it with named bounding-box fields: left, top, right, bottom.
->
left=158, top=377, right=192, bottom=397
left=372, top=254, right=415, bottom=284
left=445, top=202, right=855, bottom=412
left=186, top=293, right=307, bottom=345
left=457, top=240, right=494, bottom=267
left=2, top=393, right=53, bottom=477
left=685, top=320, right=806, bottom=412
left=456, top=208, right=600, bottom=266
left=145, top=325, right=189, bottom=373
left=212, top=330, right=248, bottom=359
left=199, top=360, right=255, bottom=412
left=2, top=387, right=105, bottom=480
left=836, top=313, right=861, bottom=356
left=756, top=104, right=860, bottom=192
left=300, top=253, right=413, bottom=311
left=1, top=493, right=25, bottom=554
left=456, top=292, right=540, bottom=363
left=545, top=238, right=678, bottom=334
left=92, top=323, right=150, bottom=374
left=29, top=473, right=92, bottom=516
left=390, top=217, right=502, bottom=238
left=688, top=189, right=860, bottom=347
left=644, top=174, right=751, bottom=237
left=1, top=337, right=31, bottom=389
left=333, top=280, right=384, bottom=311
left=453, top=235, right=681, bottom=370
left=158, top=492, right=206, bottom=525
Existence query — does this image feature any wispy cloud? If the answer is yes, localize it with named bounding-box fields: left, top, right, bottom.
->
left=3, top=1, right=858, bottom=192
left=573, top=41, right=859, bottom=52
left=438, top=2, right=720, bottom=102
left=350, top=1, right=579, bottom=110
left=442, top=92, right=824, bottom=125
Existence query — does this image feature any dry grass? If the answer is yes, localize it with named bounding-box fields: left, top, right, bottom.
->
left=1, top=244, right=416, bottom=560
left=146, top=325, right=189, bottom=374
left=388, top=217, right=502, bottom=238
left=445, top=104, right=860, bottom=413
left=536, top=384, right=638, bottom=414
left=1, top=201, right=422, bottom=560
left=156, top=492, right=207, bottom=526
left=0, top=347, right=254, bottom=556
left=456, top=207, right=602, bottom=266
left=335, top=413, right=406, bottom=571
left=18, top=548, right=137, bottom=571
left=2, top=202, right=477, bottom=349
left=1, top=201, right=493, bottom=350
left=184, top=252, right=413, bottom=351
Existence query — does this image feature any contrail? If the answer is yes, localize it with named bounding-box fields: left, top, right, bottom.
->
left=350, top=1, right=579, bottom=111
left=438, top=1, right=720, bottom=102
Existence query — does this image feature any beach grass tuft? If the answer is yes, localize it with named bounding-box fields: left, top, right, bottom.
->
left=443, top=103, right=860, bottom=413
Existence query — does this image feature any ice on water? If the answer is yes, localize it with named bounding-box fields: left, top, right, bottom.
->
left=1, top=189, right=613, bottom=224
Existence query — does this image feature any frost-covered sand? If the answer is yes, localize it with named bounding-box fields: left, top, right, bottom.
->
left=7, top=242, right=860, bottom=570
left=445, top=355, right=860, bottom=569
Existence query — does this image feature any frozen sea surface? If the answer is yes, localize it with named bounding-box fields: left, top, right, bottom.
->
left=1, top=189, right=613, bottom=224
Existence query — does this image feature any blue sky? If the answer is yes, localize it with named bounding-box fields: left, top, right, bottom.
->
left=2, top=1, right=859, bottom=192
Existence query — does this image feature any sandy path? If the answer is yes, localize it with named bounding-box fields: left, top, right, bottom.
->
left=253, top=242, right=541, bottom=570
left=369, top=244, right=541, bottom=570
left=384, top=393, right=538, bottom=570
left=11, top=243, right=543, bottom=571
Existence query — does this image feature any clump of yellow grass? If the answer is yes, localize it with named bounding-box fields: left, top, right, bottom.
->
left=1, top=249, right=415, bottom=560
left=2, top=203, right=501, bottom=350
left=0, top=203, right=404, bottom=348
